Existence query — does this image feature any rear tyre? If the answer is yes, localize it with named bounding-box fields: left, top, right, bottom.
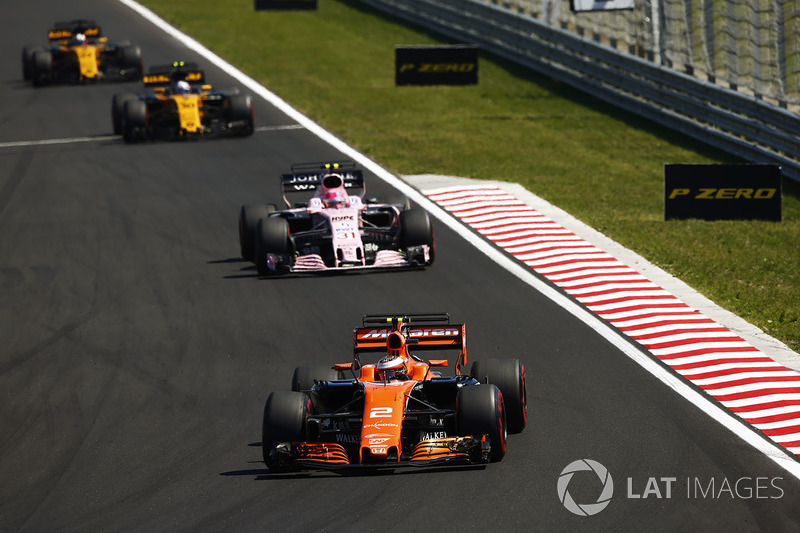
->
left=470, top=358, right=527, bottom=434
left=399, top=209, right=435, bottom=265
left=261, top=391, right=308, bottom=469
left=456, top=384, right=507, bottom=462
left=112, top=93, right=137, bottom=135
left=122, top=100, right=147, bottom=143
left=239, top=204, right=276, bottom=261
left=227, top=94, right=254, bottom=136
left=291, top=365, right=339, bottom=392
left=255, top=216, right=289, bottom=276
left=119, top=45, right=143, bottom=79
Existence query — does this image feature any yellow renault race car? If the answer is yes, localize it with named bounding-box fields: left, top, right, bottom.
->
left=22, top=19, right=142, bottom=86
left=111, top=61, right=255, bottom=143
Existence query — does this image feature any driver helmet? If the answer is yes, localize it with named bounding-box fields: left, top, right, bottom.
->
left=174, top=80, right=191, bottom=94
left=320, top=173, right=347, bottom=208
left=74, top=33, right=87, bottom=45
left=375, top=355, right=407, bottom=381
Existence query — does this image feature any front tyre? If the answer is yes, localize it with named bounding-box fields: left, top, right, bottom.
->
left=239, top=204, right=276, bottom=261
left=399, top=209, right=435, bottom=265
left=123, top=100, right=148, bottom=143
left=456, top=384, right=507, bottom=462
left=255, top=216, right=290, bottom=276
left=470, top=358, right=527, bottom=434
left=227, top=94, right=254, bottom=136
left=22, top=46, right=43, bottom=81
left=32, top=50, right=52, bottom=87
left=119, top=45, right=143, bottom=80
left=261, top=391, right=308, bottom=469
left=112, top=93, right=137, bottom=135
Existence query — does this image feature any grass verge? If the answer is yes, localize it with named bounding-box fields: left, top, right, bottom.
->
left=139, top=0, right=800, bottom=352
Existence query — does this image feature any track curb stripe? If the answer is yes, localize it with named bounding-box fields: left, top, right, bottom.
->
left=426, top=185, right=800, bottom=458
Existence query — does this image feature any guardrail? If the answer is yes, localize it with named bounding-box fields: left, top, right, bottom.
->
left=360, top=0, right=800, bottom=182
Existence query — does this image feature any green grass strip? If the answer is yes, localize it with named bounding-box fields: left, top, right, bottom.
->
left=139, top=0, right=800, bottom=353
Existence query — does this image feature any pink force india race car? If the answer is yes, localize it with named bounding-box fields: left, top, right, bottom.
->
left=261, top=313, right=527, bottom=472
left=238, top=161, right=435, bottom=275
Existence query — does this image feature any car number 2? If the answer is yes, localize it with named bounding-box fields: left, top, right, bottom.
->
left=369, top=407, right=393, bottom=418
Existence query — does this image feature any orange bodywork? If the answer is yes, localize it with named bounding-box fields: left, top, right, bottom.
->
left=348, top=322, right=467, bottom=465
left=359, top=379, right=416, bottom=463
left=352, top=320, right=468, bottom=374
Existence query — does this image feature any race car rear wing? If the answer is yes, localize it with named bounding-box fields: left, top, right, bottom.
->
left=280, top=161, right=364, bottom=207
left=353, top=313, right=468, bottom=374
left=48, top=20, right=102, bottom=41
left=143, top=62, right=205, bottom=86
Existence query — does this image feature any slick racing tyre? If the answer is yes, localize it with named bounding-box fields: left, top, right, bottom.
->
left=31, top=50, right=52, bottom=87
left=399, top=208, right=435, bottom=265
left=119, top=45, right=143, bottom=79
left=22, top=46, right=43, bottom=81
left=291, top=365, right=340, bottom=392
left=122, top=100, right=148, bottom=143
left=456, top=384, right=507, bottom=462
left=226, top=94, right=254, bottom=136
left=384, top=194, right=411, bottom=211
left=262, top=391, right=308, bottom=469
left=470, top=358, right=527, bottom=434
left=255, top=216, right=290, bottom=276
left=239, top=204, right=276, bottom=261
left=112, top=93, right=138, bottom=135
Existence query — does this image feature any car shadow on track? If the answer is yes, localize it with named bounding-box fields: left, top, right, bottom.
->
left=209, top=257, right=427, bottom=280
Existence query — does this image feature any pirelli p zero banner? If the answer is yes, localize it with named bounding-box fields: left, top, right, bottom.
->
left=255, top=0, right=317, bottom=10
left=664, top=164, right=782, bottom=221
left=395, top=45, right=478, bottom=86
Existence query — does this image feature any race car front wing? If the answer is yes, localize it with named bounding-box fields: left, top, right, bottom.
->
left=267, top=435, right=489, bottom=471
left=266, top=245, right=431, bottom=274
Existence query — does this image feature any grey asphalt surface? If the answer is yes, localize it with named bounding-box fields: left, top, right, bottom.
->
left=2, top=1, right=799, bottom=531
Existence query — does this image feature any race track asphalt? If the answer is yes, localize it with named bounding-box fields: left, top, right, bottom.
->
left=1, top=1, right=799, bottom=531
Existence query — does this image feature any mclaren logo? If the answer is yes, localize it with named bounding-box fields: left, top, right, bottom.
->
left=398, top=62, right=476, bottom=73
left=359, top=328, right=460, bottom=339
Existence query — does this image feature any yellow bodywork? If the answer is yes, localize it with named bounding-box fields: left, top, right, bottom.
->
left=171, top=94, right=204, bottom=133
left=71, top=45, right=101, bottom=79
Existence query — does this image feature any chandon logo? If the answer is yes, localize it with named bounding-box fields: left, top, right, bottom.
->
left=557, top=459, right=614, bottom=516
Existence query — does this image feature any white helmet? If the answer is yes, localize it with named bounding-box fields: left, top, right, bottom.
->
left=174, top=80, right=191, bottom=94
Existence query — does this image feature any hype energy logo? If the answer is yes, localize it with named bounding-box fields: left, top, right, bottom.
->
left=557, top=459, right=614, bottom=516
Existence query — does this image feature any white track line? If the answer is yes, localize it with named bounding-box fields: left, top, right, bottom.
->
left=0, top=125, right=301, bottom=149
left=117, top=0, right=800, bottom=479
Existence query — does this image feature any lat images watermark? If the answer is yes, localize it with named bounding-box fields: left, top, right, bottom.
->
left=557, top=459, right=614, bottom=516
left=557, top=459, right=785, bottom=516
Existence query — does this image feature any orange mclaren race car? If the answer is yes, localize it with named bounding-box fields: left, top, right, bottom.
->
left=22, top=20, right=142, bottom=86
left=261, top=314, right=527, bottom=472
left=111, top=61, right=254, bottom=143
